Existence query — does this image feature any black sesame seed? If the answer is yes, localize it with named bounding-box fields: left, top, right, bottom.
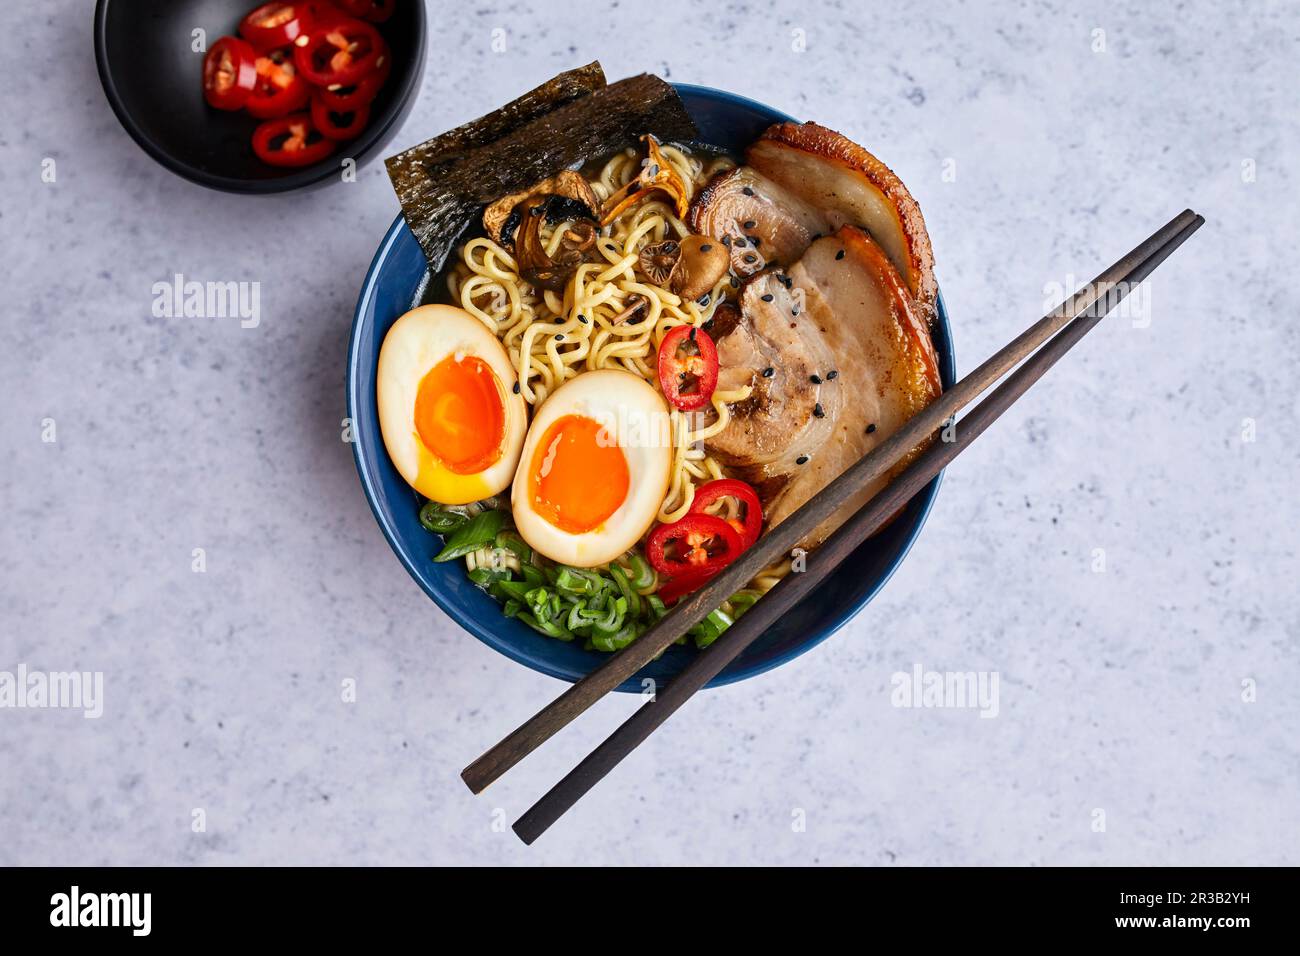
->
left=813, top=403, right=824, bottom=418
left=699, top=243, right=713, bottom=252
left=578, top=314, right=589, bottom=324
left=762, top=366, right=775, bottom=378
left=649, top=164, right=660, bottom=177
left=743, top=219, right=756, bottom=230
left=555, top=334, right=564, bottom=341
left=722, top=235, right=732, bottom=247
left=866, top=423, right=877, bottom=434
left=697, top=293, right=711, bottom=306
left=529, top=206, right=543, bottom=217
left=730, top=276, right=740, bottom=288
left=810, top=374, right=822, bottom=384
left=835, top=249, right=846, bottom=260
left=733, top=237, right=746, bottom=248
left=662, top=240, right=678, bottom=253
left=512, top=381, right=521, bottom=394
left=689, top=326, right=697, bottom=341
left=826, top=369, right=838, bottom=380
left=742, top=186, right=755, bottom=196
left=796, top=455, right=809, bottom=465
left=743, top=254, right=758, bottom=264
left=750, top=236, right=761, bottom=247
left=791, top=307, right=799, bottom=316
left=761, top=293, right=774, bottom=302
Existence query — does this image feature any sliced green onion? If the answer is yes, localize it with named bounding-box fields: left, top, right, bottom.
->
left=434, top=508, right=507, bottom=562
left=419, top=500, right=469, bottom=534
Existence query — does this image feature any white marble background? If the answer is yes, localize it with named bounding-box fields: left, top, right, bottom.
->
left=1, top=0, right=1296, bottom=866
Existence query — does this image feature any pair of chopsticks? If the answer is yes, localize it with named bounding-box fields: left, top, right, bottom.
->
left=463, top=209, right=1205, bottom=843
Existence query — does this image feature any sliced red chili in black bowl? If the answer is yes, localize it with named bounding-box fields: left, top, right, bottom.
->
left=310, top=91, right=370, bottom=139
left=657, top=323, right=719, bottom=412
left=335, top=0, right=395, bottom=22
left=251, top=112, right=336, bottom=167
left=315, top=47, right=390, bottom=110
left=245, top=49, right=311, bottom=119
left=293, top=16, right=384, bottom=88
left=202, top=36, right=259, bottom=111
left=239, top=2, right=313, bottom=51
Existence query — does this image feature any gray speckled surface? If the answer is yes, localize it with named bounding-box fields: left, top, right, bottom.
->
left=1, top=0, right=1297, bottom=865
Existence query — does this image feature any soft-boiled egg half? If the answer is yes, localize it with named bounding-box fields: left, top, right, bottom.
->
left=377, top=304, right=527, bottom=505
left=513, top=369, right=672, bottom=567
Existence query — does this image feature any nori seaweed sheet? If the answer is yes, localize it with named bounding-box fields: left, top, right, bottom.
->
left=385, top=67, right=699, bottom=272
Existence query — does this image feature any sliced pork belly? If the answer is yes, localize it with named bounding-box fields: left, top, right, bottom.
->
left=687, top=167, right=828, bottom=278
left=748, top=122, right=937, bottom=322
left=706, top=226, right=941, bottom=548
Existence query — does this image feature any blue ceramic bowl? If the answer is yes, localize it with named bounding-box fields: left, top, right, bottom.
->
left=347, top=84, right=956, bottom=690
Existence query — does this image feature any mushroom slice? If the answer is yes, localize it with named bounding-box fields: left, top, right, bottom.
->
left=637, top=235, right=730, bottom=302
left=514, top=196, right=599, bottom=291
left=747, top=122, right=936, bottom=321
left=483, top=170, right=600, bottom=245
left=600, top=135, right=690, bottom=225
left=609, top=293, right=650, bottom=325
left=670, top=235, right=729, bottom=300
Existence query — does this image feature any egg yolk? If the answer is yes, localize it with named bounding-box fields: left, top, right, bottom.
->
left=414, top=355, right=505, bottom=475
left=529, top=414, right=629, bottom=534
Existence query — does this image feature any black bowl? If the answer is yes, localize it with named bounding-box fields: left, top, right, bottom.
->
left=93, top=0, right=426, bottom=192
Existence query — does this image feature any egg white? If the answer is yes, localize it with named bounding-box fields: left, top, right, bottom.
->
left=376, top=304, right=527, bottom=505
left=512, top=369, right=672, bottom=567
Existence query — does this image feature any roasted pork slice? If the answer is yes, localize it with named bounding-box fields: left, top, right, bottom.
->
left=706, top=226, right=941, bottom=549
left=705, top=274, right=840, bottom=491
left=687, top=166, right=829, bottom=278
left=747, top=122, right=937, bottom=322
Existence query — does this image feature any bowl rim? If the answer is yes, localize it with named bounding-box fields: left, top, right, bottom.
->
left=345, top=84, right=954, bottom=689
left=92, top=0, right=427, bottom=194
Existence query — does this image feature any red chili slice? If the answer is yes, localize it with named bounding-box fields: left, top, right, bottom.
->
left=315, top=46, right=390, bottom=110
left=310, top=91, right=370, bottom=139
left=251, top=112, right=336, bottom=167
left=239, top=2, right=312, bottom=51
left=657, top=323, right=719, bottom=412
left=646, top=513, right=743, bottom=579
left=688, top=478, right=763, bottom=548
left=334, top=0, right=394, bottom=22
left=245, top=50, right=311, bottom=119
left=202, top=36, right=258, bottom=111
left=293, top=16, right=383, bottom=88
left=655, top=570, right=716, bottom=605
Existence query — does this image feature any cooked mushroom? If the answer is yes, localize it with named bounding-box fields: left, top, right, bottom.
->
left=514, top=195, right=599, bottom=291
left=638, top=239, right=680, bottom=286
left=609, top=293, right=650, bottom=325
left=600, top=135, right=690, bottom=225
left=637, top=234, right=730, bottom=301
left=483, top=170, right=600, bottom=246
left=672, top=235, right=730, bottom=300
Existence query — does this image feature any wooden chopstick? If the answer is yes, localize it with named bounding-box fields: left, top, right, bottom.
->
left=511, top=211, right=1204, bottom=843
left=462, top=208, right=1202, bottom=799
